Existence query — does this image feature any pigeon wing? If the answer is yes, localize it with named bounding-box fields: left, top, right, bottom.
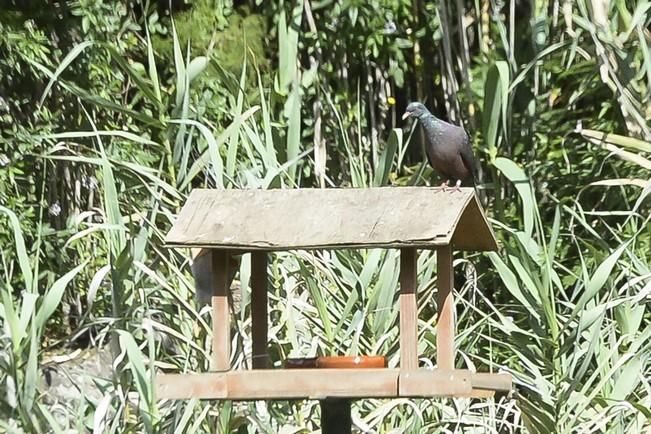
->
left=459, top=130, right=478, bottom=183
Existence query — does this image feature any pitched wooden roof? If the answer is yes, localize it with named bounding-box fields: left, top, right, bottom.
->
left=165, top=187, right=497, bottom=251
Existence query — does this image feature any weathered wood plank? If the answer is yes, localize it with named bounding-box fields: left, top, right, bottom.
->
left=226, top=369, right=399, bottom=400
left=156, top=369, right=511, bottom=400
left=165, top=187, right=497, bottom=251
left=157, top=373, right=228, bottom=400
left=251, top=252, right=268, bottom=369
left=437, top=246, right=455, bottom=370
left=399, top=248, right=418, bottom=370
left=398, top=370, right=512, bottom=397
left=399, top=369, right=472, bottom=396
left=212, top=250, right=231, bottom=371
left=157, top=369, right=399, bottom=400
left=471, top=372, right=512, bottom=392
left=465, top=389, right=496, bottom=398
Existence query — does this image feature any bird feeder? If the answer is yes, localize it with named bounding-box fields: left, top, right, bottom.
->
left=157, top=187, right=512, bottom=432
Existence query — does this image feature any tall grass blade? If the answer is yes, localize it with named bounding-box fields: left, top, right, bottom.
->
left=0, top=206, right=33, bottom=291
left=38, top=41, right=93, bottom=107
left=494, top=157, right=535, bottom=237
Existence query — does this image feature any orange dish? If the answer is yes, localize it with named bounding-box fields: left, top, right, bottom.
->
left=284, top=355, right=386, bottom=369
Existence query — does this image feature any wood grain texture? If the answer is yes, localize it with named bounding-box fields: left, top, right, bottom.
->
left=157, top=373, right=228, bottom=400
left=157, top=369, right=400, bottom=400
left=211, top=250, right=231, bottom=371
left=399, top=248, right=418, bottom=370
left=165, top=187, right=497, bottom=251
left=471, top=372, right=513, bottom=391
left=226, top=369, right=399, bottom=400
left=155, top=369, right=511, bottom=400
left=399, top=369, right=472, bottom=396
left=251, top=252, right=268, bottom=369
left=436, top=246, right=455, bottom=370
left=465, top=389, right=497, bottom=398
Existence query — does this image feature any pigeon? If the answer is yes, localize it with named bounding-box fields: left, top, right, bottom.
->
left=402, top=102, right=478, bottom=191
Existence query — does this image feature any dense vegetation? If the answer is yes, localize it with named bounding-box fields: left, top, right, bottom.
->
left=1, top=0, right=649, bottom=432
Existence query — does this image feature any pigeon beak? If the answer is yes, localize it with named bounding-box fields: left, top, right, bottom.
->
left=402, top=111, right=412, bottom=120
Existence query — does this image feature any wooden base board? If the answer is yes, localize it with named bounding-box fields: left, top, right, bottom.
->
left=156, top=369, right=512, bottom=401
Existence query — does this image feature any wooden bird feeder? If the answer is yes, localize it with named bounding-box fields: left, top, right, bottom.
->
left=157, top=187, right=512, bottom=431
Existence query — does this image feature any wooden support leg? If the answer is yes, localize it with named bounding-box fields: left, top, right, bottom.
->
left=399, top=248, right=418, bottom=370
left=212, top=250, right=231, bottom=371
left=320, top=399, right=351, bottom=434
left=251, top=252, right=268, bottom=369
left=436, top=245, right=455, bottom=370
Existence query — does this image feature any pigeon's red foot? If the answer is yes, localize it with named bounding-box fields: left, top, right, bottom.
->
left=451, top=180, right=462, bottom=193
left=439, top=180, right=450, bottom=191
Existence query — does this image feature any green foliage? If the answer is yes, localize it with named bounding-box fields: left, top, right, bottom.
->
left=1, top=0, right=650, bottom=432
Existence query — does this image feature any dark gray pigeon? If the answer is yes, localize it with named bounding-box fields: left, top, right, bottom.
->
left=403, top=102, right=478, bottom=190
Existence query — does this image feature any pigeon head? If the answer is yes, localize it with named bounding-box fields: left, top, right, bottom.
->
left=402, top=102, right=432, bottom=120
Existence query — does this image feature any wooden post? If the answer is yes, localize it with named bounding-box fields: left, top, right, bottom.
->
left=212, top=250, right=231, bottom=371
left=399, top=248, right=418, bottom=370
left=320, top=399, right=351, bottom=434
left=436, top=245, right=455, bottom=370
left=251, top=252, right=268, bottom=369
